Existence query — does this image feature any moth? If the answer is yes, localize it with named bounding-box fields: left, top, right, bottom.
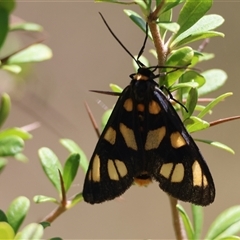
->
left=82, top=14, right=215, bottom=206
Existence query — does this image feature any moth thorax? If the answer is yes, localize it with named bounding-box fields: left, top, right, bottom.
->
left=133, top=80, right=151, bottom=101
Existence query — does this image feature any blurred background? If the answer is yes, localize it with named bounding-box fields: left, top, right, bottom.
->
left=1, top=1, right=240, bottom=239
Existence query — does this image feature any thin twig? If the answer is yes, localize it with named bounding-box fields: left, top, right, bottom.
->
left=210, top=115, right=240, bottom=127
left=84, top=101, right=101, bottom=138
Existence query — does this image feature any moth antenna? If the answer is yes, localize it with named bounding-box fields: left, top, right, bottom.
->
left=99, top=12, right=146, bottom=67
left=136, top=22, right=149, bottom=67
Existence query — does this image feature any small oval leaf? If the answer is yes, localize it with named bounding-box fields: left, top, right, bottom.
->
left=33, top=195, right=59, bottom=204
left=8, top=44, right=52, bottom=64
left=6, top=196, right=30, bottom=233
left=60, top=139, right=89, bottom=173
left=63, top=153, right=80, bottom=192
left=0, top=93, right=11, bottom=128
left=0, top=136, right=24, bottom=156
left=0, top=222, right=15, bottom=240
left=38, top=148, right=62, bottom=193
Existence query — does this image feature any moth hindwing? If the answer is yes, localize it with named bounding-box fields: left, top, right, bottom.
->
left=83, top=67, right=215, bottom=206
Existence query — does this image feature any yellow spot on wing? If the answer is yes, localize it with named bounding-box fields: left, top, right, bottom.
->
left=170, top=132, right=186, bottom=148
left=192, top=160, right=204, bottom=187
left=160, top=163, right=173, bottom=179
left=104, top=127, right=116, bottom=145
left=92, top=155, right=100, bottom=182
left=115, top=160, right=128, bottom=177
left=137, top=103, right=145, bottom=112
left=149, top=101, right=161, bottom=114
left=145, top=126, right=166, bottom=150
left=120, top=123, right=138, bottom=150
left=203, top=175, right=208, bottom=187
left=108, top=159, right=119, bottom=180
left=171, top=163, right=184, bottom=182
left=123, top=98, right=133, bottom=111
left=88, top=169, right=92, bottom=181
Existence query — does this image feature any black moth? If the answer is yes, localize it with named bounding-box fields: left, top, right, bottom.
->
left=82, top=14, right=215, bottom=206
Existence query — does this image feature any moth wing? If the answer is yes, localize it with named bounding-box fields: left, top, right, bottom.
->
left=145, top=87, right=215, bottom=206
left=83, top=87, right=141, bottom=204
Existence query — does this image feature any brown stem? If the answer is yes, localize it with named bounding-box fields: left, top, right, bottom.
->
left=147, top=8, right=187, bottom=240
left=169, top=196, right=187, bottom=240
left=41, top=205, right=67, bottom=223
left=210, top=115, right=240, bottom=127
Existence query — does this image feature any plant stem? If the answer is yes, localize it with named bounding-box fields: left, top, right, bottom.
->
left=148, top=8, right=187, bottom=240
left=169, top=196, right=187, bottom=240
left=41, top=205, right=67, bottom=223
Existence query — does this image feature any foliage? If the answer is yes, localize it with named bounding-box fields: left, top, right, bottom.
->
left=1, top=0, right=240, bottom=239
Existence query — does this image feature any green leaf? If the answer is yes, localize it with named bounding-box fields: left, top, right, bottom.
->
left=101, top=109, right=112, bottom=130
left=0, top=136, right=24, bottom=156
left=0, top=209, right=8, bottom=222
left=205, top=206, right=240, bottom=239
left=197, top=92, right=233, bottom=119
left=195, top=139, right=235, bottom=154
left=171, top=14, right=224, bottom=47
left=173, top=31, right=224, bottom=48
left=181, top=71, right=206, bottom=95
left=161, top=0, right=183, bottom=14
left=164, top=46, right=194, bottom=87
left=0, top=158, right=7, bottom=173
left=158, top=22, right=180, bottom=34
left=133, top=55, right=150, bottom=71
left=68, top=193, right=83, bottom=208
left=13, top=153, right=28, bottom=163
left=158, top=8, right=172, bottom=39
left=184, top=87, right=198, bottom=119
left=10, top=22, right=43, bottom=32
left=33, top=195, right=59, bottom=204
left=0, top=128, right=32, bottom=140
left=192, top=205, right=203, bottom=240
left=14, top=223, right=43, bottom=240
left=218, top=237, right=240, bottom=240
left=0, top=222, right=15, bottom=240
left=0, top=93, right=11, bottom=128
left=2, top=64, right=22, bottom=74
left=0, top=8, right=8, bottom=49
left=0, top=0, right=15, bottom=12
left=176, top=204, right=194, bottom=240
left=63, top=153, right=80, bottom=192
left=174, top=0, right=212, bottom=38
left=38, top=148, right=63, bottom=193
left=109, top=84, right=122, bottom=93
left=60, top=139, right=89, bottom=173
left=6, top=196, right=30, bottom=233
left=198, top=69, right=227, bottom=96
left=124, top=10, right=151, bottom=39
left=39, top=221, right=50, bottom=229
left=8, top=44, right=52, bottom=64
left=49, top=238, right=63, bottom=240
left=184, top=116, right=209, bottom=133
left=169, top=82, right=199, bottom=92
